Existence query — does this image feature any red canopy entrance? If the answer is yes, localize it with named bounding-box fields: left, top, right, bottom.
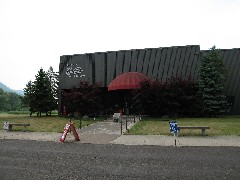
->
left=108, top=72, right=150, bottom=91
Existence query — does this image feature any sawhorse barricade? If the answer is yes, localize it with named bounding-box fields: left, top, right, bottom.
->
left=60, top=122, right=80, bottom=142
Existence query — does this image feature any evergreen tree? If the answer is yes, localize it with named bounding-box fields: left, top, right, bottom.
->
left=198, top=46, right=228, bottom=116
left=22, top=80, right=35, bottom=116
left=33, top=68, right=52, bottom=116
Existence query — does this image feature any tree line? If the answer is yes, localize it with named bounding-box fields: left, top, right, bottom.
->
left=0, top=89, right=22, bottom=111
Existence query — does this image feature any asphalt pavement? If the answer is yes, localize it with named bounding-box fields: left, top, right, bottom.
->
left=0, top=139, right=239, bottom=180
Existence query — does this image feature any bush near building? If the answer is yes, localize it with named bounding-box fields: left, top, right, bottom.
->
left=133, top=76, right=202, bottom=117
left=61, top=81, right=102, bottom=117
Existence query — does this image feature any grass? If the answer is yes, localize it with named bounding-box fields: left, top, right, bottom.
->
left=0, top=112, right=105, bottom=133
left=7, top=110, right=59, bottom=115
left=128, top=117, right=240, bottom=136
left=1, top=112, right=240, bottom=136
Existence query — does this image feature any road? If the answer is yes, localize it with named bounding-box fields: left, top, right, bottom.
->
left=0, top=139, right=239, bottom=180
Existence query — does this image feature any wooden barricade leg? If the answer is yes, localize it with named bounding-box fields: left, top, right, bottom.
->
left=60, top=123, right=70, bottom=142
left=70, top=124, right=80, bottom=141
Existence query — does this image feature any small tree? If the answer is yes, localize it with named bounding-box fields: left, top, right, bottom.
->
left=198, top=46, right=228, bottom=116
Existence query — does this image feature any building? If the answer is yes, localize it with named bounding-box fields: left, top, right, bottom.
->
left=59, top=45, right=240, bottom=115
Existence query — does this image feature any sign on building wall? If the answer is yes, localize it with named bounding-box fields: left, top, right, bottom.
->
left=65, top=64, right=85, bottom=78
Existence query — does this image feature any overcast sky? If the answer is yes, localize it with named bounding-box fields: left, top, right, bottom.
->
left=1, top=0, right=240, bottom=90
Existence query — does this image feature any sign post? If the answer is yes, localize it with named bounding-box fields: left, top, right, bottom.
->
left=169, top=121, right=178, bottom=146
left=60, top=120, right=80, bottom=143
left=3, top=122, right=9, bottom=131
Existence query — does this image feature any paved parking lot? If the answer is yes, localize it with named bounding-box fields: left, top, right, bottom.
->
left=0, top=139, right=239, bottom=180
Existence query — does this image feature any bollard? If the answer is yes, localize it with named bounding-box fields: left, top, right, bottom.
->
left=134, top=116, right=135, bottom=123
left=69, top=118, right=72, bottom=133
left=79, top=119, right=82, bottom=129
left=126, top=117, right=128, bottom=130
left=120, top=121, right=123, bottom=134
left=174, top=133, right=177, bottom=146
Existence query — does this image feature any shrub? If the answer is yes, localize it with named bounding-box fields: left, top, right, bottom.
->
left=133, top=76, right=202, bottom=117
left=61, top=81, right=102, bottom=116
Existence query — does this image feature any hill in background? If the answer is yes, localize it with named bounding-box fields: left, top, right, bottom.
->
left=0, top=82, right=24, bottom=96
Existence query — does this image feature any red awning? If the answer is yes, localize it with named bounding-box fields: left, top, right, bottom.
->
left=108, top=72, right=150, bottom=91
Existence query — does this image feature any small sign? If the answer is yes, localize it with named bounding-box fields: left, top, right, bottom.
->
left=60, top=123, right=80, bottom=142
left=169, top=121, right=178, bottom=134
left=169, top=121, right=178, bottom=146
left=3, top=122, right=9, bottom=131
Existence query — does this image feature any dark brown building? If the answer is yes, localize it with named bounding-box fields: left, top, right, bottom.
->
left=59, top=45, right=240, bottom=115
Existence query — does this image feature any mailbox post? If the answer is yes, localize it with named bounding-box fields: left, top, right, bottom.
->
left=169, top=121, right=178, bottom=146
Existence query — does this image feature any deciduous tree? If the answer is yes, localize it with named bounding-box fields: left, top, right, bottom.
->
left=47, top=66, right=59, bottom=115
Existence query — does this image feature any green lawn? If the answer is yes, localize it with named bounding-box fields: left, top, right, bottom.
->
left=1, top=112, right=240, bottom=136
left=128, top=117, right=240, bottom=136
left=0, top=113, right=105, bottom=133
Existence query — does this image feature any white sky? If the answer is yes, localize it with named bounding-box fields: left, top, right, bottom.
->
left=0, top=0, right=240, bottom=90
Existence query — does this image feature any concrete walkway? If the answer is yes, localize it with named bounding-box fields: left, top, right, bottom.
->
left=1, top=119, right=240, bottom=147
left=76, top=117, right=138, bottom=144
left=111, top=135, right=240, bottom=147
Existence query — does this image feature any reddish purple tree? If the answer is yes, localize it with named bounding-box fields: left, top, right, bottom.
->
left=62, top=81, right=102, bottom=116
